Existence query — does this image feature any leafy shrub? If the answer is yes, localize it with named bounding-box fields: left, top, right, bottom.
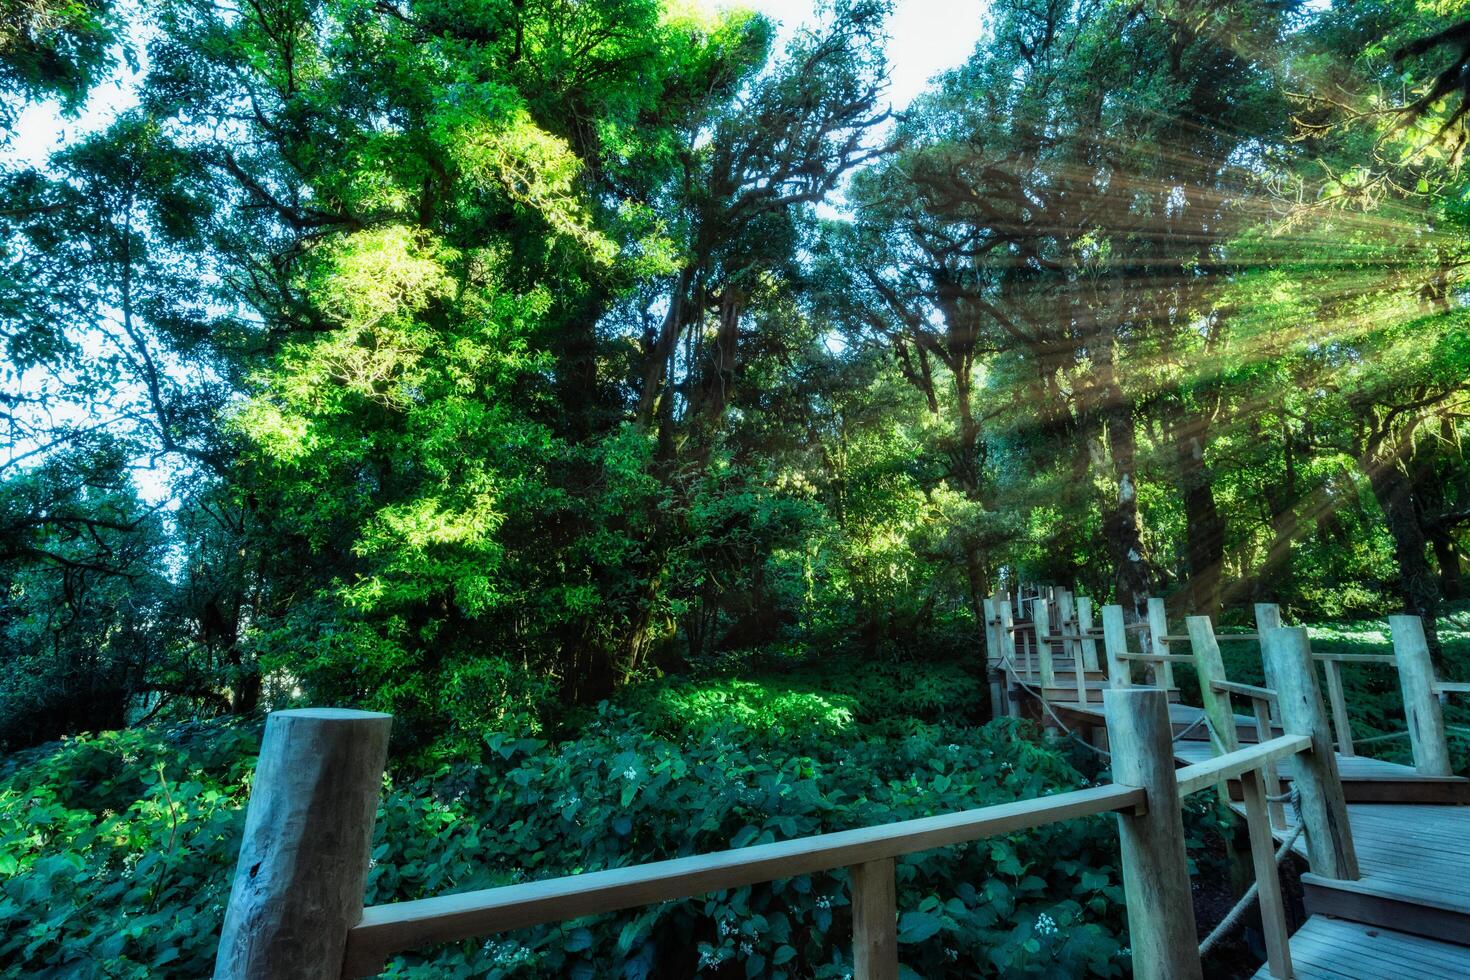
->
left=0, top=721, right=260, bottom=978
left=0, top=704, right=1132, bottom=978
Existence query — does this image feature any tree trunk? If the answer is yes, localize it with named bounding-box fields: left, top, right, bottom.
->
left=1360, top=446, right=1443, bottom=662
left=1094, top=329, right=1154, bottom=612
left=1171, top=411, right=1225, bottom=618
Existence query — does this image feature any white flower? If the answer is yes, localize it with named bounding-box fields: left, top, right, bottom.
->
left=1035, top=912, right=1058, bottom=937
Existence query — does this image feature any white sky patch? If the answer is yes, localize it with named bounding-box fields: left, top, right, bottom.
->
left=699, top=0, right=986, bottom=108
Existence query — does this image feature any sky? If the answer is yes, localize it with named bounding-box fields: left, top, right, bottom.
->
left=707, top=0, right=987, bottom=107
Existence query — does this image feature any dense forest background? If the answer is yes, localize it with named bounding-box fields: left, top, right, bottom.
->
left=2, top=0, right=1470, bottom=975
left=4, top=0, right=1466, bottom=755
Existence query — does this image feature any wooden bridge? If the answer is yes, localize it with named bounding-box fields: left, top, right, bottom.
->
left=207, top=595, right=1470, bottom=980
left=986, top=585, right=1470, bottom=977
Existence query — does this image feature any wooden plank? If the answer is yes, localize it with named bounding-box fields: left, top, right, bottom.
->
left=1104, top=687, right=1202, bottom=980
left=1390, top=615, right=1452, bottom=777
left=1313, top=653, right=1396, bottom=665
left=1186, top=613, right=1237, bottom=745
left=1323, top=658, right=1356, bottom=757
left=1261, top=628, right=1358, bottom=880
left=1175, top=735, right=1310, bottom=798
left=1435, top=681, right=1470, bottom=694
left=1032, top=598, right=1056, bottom=688
left=850, top=858, right=897, bottom=980
left=1224, top=775, right=1470, bottom=805
left=1147, top=597, right=1176, bottom=690
left=1302, top=875, right=1470, bottom=948
left=1117, top=652, right=1195, bottom=665
left=1247, top=695, right=1288, bottom=829
left=1076, top=597, right=1100, bottom=671
left=1240, top=768, right=1291, bottom=980
left=1102, top=604, right=1133, bottom=688
left=1212, top=679, right=1276, bottom=702
left=1254, top=916, right=1470, bottom=978
left=340, top=782, right=1146, bottom=976
left=999, top=598, right=1017, bottom=708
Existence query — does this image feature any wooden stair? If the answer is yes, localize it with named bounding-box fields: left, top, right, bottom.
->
left=1250, top=916, right=1470, bottom=978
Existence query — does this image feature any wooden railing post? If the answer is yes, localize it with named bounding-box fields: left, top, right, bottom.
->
left=1239, top=768, right=1293, bottom=979
left=1147, top=597, right=1176, bottom=690
left=1031, top=598, right=1057, bottom=688
left=982, top=596, right=998, bottom=667
left=1076, top=597, right=1100, bottom=672
left=1253, top=602, right=1282, bottom=637
left=983, top=596, right=1005, bottom=720
left=1102, top=604, right=1133, bottom=688
left=215, top=708, right=393, bottom=980
left=1186, top=616, right=1237, bottom=758
left=1322, top=658, right=1355, bottom=757
left=1389, top=614, right=1452, bottom=777
left=1104, top=687, right=1203, bottom=980
left=1250, top=694, right=1287, bottom=830
left=999, top=597, right=1017, bottom=718
left=1260, top=628, right=1359, bottom=881
left=850, top=858, right=898, bottom=980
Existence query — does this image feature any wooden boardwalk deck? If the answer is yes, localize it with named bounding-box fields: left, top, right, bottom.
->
left=1249, top=916, right=1470, bottom=978
left=1009, top=674, right=1470, bottom=976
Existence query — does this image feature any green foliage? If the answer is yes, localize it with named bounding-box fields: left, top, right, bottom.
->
left=0, top=722, right=259, bottom=977
left=1, top=696, right=1137, bottom=979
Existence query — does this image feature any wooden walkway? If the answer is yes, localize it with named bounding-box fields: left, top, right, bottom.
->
left=1249, top=917, right=1470, bottom=979
left=1038, top=694, right=1470, bottom=976
left=993, top=588, right=1470, bottom=979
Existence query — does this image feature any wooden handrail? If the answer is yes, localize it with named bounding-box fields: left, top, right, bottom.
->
left=341, top=783, right=1147, bottom=977
left=1163, top=632, right=1258, bottom=643
left=1174, top=734, right=1311, bottom=798
left=1312, top=652, right=1395, bottom=665
left=1435, top=681, right=1470, bottom=695
left=1210, top=679, right=1276, bottom=702
left=1116, top=652, right=1195, bottom=665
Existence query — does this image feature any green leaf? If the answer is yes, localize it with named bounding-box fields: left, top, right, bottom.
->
left=897, top=910, right=942, bottom=944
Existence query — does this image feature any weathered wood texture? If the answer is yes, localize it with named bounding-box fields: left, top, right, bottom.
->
left=1186, top=616, right=1237, bottom=758
left=1260, top=628, right=1359, bottom=881
left=1389, top=614, right=1451, bottom=777
left=1322, top=658, right=1355, bottom=757
left=850, top=859, right=897, bottom=980
left=341, top=783, right=1146, bottom=976
left=1076, top=597, right=1100, bottom=671
left=1102, top=604, right=1133, bottom=688
left=1174, top=734, right=1309, bottom=798
left=1250, top=916, right=1470, bottom=979
left=214, top=708, right=392, bottom=980
left=1146, top=597, right=1176, bottom=690
left=1104, top=687, right=1202, bottom=980
left=1031, top=598, right=1057, bottom=688
left=1239, top=768, right=1292, bottom=979
left=982, top=597, right=998, bottom=666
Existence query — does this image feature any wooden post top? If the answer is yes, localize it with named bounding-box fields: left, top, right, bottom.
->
left=269, top=707, right=394, bottom=723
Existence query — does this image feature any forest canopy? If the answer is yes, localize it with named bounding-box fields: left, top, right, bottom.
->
left=5, top=0, right=1470, bottom=977
left=1, top=0, right=1467, bottom=757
